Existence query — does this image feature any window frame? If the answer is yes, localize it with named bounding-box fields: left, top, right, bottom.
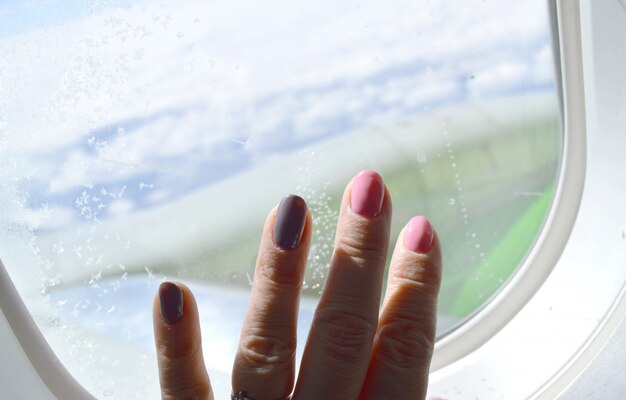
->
left=3, top=1, right=621, bottom=399
left=430, top=0, right=586, bottom=371
left=428, top=1, right=626, bottom=398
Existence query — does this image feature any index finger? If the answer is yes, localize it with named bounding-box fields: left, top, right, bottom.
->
left=232, top=195, right=312, bottom=400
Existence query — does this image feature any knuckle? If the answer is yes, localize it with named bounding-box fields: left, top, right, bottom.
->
left=376, top=316, right=435, bottom=369
left=157, top=332, right=201, bottom=362
left=161, top=383, right=212, bottom=400
left=313, top=309, right=376, bottom=363
left=257, top=251, right=303, bottom=286
left=335, top=228, right=386, bottom=265
left=238, top=329, right=296, bottom=370
left=391, top=261, right=427, bottom=284
left=391, top=264, right=441, bottom=295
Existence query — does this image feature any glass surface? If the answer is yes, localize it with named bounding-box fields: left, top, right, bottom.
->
left=0, top=0, right=560, bottom=398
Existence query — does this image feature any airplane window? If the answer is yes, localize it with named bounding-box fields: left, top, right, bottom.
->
left=0, top=0, right=560, bottom=398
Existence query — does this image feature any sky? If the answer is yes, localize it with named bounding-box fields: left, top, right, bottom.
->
left=0, top=0, right=556, bottom=230
left=0, top=0, right=135, bottom=37
left=1, top=4, right=558, bottom=395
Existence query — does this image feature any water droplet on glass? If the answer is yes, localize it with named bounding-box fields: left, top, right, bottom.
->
left=52, top=243, right=65, bottom=254
left=416, top=151, right=428, bottom=164
left=449, top=198, right=456, bottom=205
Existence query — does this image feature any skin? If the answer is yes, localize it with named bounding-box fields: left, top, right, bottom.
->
left=152, top=173, right=442, bottom=400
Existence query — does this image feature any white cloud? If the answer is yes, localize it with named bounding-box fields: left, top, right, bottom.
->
left=468, top=60, right=532, bottom=97
left=1, top=0, right=554, bottom=230
left=107, top=198, right=134, bottom=215
left=532, top=43, right=556, bottom=84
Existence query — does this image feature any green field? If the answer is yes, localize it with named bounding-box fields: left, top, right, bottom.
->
left=158, top=102, right=562, bottom=335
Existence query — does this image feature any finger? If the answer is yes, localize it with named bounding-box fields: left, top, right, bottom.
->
left=294, top=170, right=391, bottom=400
left=360, top=216, right=442, bottom=400
left=232, top=195, right=312, bottom=400
left=153, top=282, right=213, bottom=400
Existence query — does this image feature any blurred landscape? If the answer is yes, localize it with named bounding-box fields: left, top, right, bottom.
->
left=0, top=0, right=560, bottom=398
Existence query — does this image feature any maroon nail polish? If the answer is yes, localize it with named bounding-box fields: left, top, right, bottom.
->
left=274, top=195, right=308, bottom=250
left=159, top=282, right=183, bottom=324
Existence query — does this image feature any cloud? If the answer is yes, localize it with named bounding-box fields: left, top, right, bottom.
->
left=107, top=198, right=134, bottom=215
left=1, top=0, right=555, bottom=230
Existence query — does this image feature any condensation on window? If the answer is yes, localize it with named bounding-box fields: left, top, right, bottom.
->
left=0, top=0, right=560, bottom=398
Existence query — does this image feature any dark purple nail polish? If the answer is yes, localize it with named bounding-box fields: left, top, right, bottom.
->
left=159, top=282, right=183, bottom=324
left=274, top=195, right=307, bottom=250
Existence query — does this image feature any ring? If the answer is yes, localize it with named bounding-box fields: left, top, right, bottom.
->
left=231, top=390, right=254, bottom=400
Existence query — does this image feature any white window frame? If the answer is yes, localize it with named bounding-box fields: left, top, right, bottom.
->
left=429, top=1, right=626, bottom=398
left=3, top=1, right=625, bottom=398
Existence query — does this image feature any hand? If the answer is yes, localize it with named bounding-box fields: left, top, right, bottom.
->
left=152, top=170, right=442, bottom=400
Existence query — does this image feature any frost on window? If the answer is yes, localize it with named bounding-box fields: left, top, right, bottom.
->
left=0, top=0, right=559, bottom=398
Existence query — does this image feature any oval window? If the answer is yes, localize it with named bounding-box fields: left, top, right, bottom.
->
left=0, top=0, right=560, bottom=398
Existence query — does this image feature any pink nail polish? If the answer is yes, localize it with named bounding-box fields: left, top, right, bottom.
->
left=404, top=216, right=434, bottom=253
left=351, top=170, right=384, bottom=217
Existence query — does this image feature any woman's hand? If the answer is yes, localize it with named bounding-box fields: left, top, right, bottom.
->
left=153, top=170, right=442, bottom=400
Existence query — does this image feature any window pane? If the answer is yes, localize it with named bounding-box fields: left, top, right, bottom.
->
left=0, top=0, right=560, bottom=398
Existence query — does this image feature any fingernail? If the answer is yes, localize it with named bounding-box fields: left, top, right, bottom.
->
left=351, top=170, right=384, bottom=217
left=404, top=216, right=434, bottom=253
left=159, top=282, right=183, bottom=324
left=274, top=195, right=308, bottom=250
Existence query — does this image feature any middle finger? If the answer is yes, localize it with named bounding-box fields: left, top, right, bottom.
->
left=294, top=170, right=392, bottom=400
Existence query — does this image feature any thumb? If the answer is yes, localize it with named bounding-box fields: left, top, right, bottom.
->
left=153, top=282, right=213, bottom=400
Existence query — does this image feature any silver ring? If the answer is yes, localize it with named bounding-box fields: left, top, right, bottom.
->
left=231, top=390, right=254, bottom=400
